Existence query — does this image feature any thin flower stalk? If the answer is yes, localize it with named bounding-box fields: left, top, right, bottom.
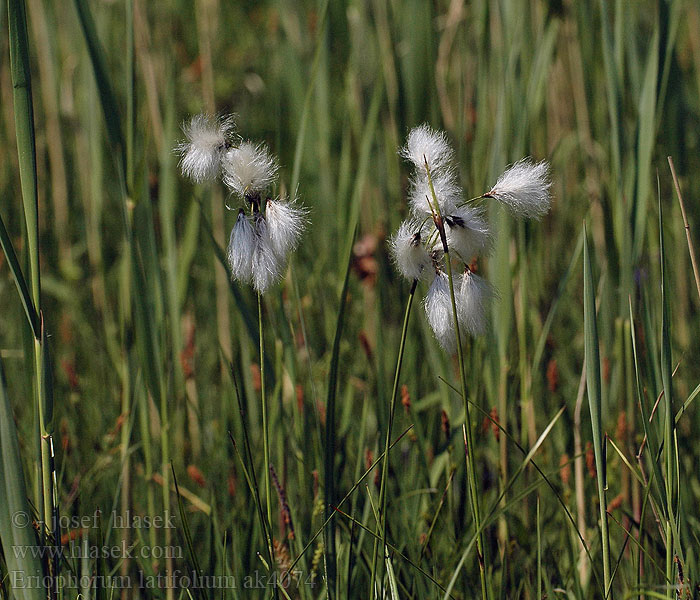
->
left=427, top=163, right=489, bottom=600
left=258, top=292, right=273, bottom=548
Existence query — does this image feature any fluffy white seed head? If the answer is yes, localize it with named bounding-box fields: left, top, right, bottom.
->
left=222, top=141, right=278, bottom=197
left=424, top=271, right=456, bottom=353
left=227, top=210, right=255, bottom=283
left=264, top=198, right=307, bottom=259
left=177, top=114, right=234, bottom=183
left=389, top=220, right=432, bottom=281
left=488, top=159, right=552, bottom=219
left=445, top=206, right=491, bottom=260
left=457, top=271, right=494, bottom=336
left=251, top=215, right=284, bottom=294
left=408, top=170, right=460, bottom=217
left=400, top=124, right=455, bottom=174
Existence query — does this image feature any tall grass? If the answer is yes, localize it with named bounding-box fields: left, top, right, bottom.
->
left=1, top=0, right=700, bottom=598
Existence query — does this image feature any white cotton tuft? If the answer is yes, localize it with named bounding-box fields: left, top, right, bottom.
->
left=445, top=206, right=491, bottom=260
left=408, top=170, right=460, bottom=217
left=457, top=271, right=494, bottom=337
left=400, top=124, right=455, bottom=174
left=264, top=198, right=307, bottom=259
left=389, top=220, right=432, bottom=281
left=488, top=159, right=552, bottom=219
left=424, top=271, right=456, bottom=353
left=227, top=210, right=255, bottom=283
left=222, top=141, right=279, bottom=197
left=177, top=114, right=234, bottom=183
left=251, top=215, right=284, bottom=294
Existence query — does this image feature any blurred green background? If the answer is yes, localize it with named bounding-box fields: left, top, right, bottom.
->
left=1, top=0, right=700, bottom=598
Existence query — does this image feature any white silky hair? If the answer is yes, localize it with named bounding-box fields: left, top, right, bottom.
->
left=424, top=271, right=456, bottom=352
left=177, top=114, right=234, bottom=183
left=400, top=124, right=455, bottom=174
left=489, top=159, right=552, bottom=219
left=227, top=210, right=255, bottom=283
left=389, top=220, right=432, bottom=281
left=222, top=141, right=279, bottom=197
left=457, top=271, right=494, bottom=336
left=265, top=198, right=307, bottom=259
left=251, top=215, right=283, bottom=294
left=408, top=170, right=460, bottom=217
left=445, top=205, right=492, bottom=261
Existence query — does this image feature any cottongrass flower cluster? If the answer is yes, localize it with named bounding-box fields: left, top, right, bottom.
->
left=390, top=124, right=552, bottom=352
left=177, top=114, right=306, bottom=294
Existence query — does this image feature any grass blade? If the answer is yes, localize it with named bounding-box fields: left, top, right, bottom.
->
left=633, top=24, right=659, bottom=259
left=172, top=464, right=209, bottom=600
left=323, top=222, right=357, bottom=599
left=71, top=0, right=125, bottom=169
left=674, top=383, right=700, bottom=424
left=0, top=212, right=39, bottom=338
left=658, top=186, right=677, bottom=597
left=583, top=223, right=612, bottom=597
left=0, top=357, right=45, bottom=600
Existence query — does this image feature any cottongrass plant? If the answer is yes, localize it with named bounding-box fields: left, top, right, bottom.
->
left=379, top=124, right=552, bottom=600
left=177, top=113, right=307, bottom=590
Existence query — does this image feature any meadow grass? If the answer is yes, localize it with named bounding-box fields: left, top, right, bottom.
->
left=1, top=0, right=700, bottom=598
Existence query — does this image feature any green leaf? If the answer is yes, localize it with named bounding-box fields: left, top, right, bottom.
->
left=71, top=0, right=126, bottom=169
left=583, top=223, right=611, bottom=596
left=633, top=24, right=659, bottom=259
left=0, top=356, right=46, bottom=600
left=0, top=212, right=39, bottom=338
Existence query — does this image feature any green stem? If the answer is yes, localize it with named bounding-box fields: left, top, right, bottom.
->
left=159, top=381, right=172, bottom=600
left=258, top=292, right=273, bottom=549
left=426, top=165, right=488, bottom=600
left=257, top=292, right=280, bottom=600
left=7, top=5, right=57, bottom=596
left=7, top=0, right=40, bottom=312
left=444, top=249, right=488, bottom=600
left=370, top=278, right=418, bottom=598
